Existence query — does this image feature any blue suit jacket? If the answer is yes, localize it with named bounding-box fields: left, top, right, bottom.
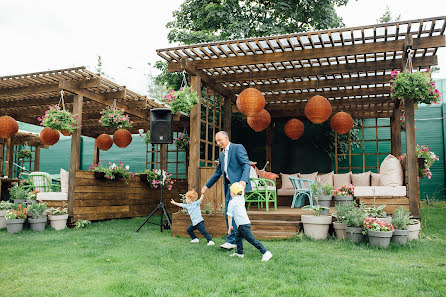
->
left=205, top=143, right=252, bottom=194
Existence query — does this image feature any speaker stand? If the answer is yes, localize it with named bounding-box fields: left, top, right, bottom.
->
left=136, top=145, right=172, bottom=232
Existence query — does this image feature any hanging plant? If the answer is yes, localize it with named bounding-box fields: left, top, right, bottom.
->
left=390, top=69, right=441, bottom=105
left=400, top=113, right=406, bottom=132
left=38, top=105, right=79, bottom=134
left=144, top=131, right=151, bottom=145
left=160, top=87, right=199, bottom=115
left=17, top=148, right=32, bottom=160
left=174, top=132, right=190, bottom=151
left=99, top=107, right=133, bottom=130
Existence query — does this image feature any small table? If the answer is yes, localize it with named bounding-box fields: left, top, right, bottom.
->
left=0, top=178, right=20, bottom=201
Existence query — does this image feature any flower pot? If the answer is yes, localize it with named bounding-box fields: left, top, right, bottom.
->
left=345, top=226, right=365, bottom=243
left=48, top=214, right=68, bottom=230
left=367, top=230, right=393, bottom=249
left=26, top=199, right=37, bottom=206
left=301, top=215, right=332, bottom=240
left=28, top=217, right=48, bottom=232
left=372, top=216, right=392, bottom=224
left=334, top=195, right=354, bottom=206
left=5, top=218, right=26, bottom=233
left=314, top=195, right=332, bottom=209
left=0, top=210, right=7, bottom=229
left=60, top=129, right=72, bottom=136
left=407, top=220, right=421, bottom=240
left=333, top=221, right=347, bottom=240
left=94, top=172, right=106, bottom=180
left=14, top=199, right=26, bottom=204
left=391, top=229, right=409, bottom=245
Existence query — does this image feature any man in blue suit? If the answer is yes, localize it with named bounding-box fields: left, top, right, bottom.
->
left=201, top=131, right=252, bottom=249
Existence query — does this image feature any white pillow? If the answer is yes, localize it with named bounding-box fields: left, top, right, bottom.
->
left=333, top=172, right=351, bottom=189
left=280, top=173, right=298, bottom=189
left=379, top=154, right=403, bottom=186
left=371, top=172, right=380, bottom=186
left=60, top=168, right=69, bottom=193
left=317, top=172, right=334, bottom=187
left=351, top=172, right=371, bottom=186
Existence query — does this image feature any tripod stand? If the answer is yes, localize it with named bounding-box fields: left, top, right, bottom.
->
left=136, top=144, right=172, bottom=232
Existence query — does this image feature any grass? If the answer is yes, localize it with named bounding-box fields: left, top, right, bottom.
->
left=1, top=203, right=446, bottom=297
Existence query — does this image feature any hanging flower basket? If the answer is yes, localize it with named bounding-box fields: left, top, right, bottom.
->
left=17, top=148, right=32, bottom=160
left=390, top=70, right=441, bottom=105
left=38, top=105, right=79, bottom=134
left=399, top=144, right=439, bottom=179
left=174, top=132, right=190, bottom=151
left=113, top=129, right=132, bottom=148
left=0, top=115, right=19, bottom=139
left=40, top=127, right=60, bottom=145
left=95, top=134, right=113, bottom=151
left=138, top=169, right=174, bottom=190
left=160, top=87, right=199, bottom=115
left=99, top=107, right=133, bottom=130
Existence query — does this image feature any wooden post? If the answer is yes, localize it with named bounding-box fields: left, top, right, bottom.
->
left=93, top=142, right=100, bottom=164
left=34, top=146, right=41, bottom=171
left=265, top=124, right=273, bottom=171
left=405, top=98, right=420, bottom=218
left=223, top=97, right=232, bottom=139
left=189, top=76, right=201, bottom=191
left=0, top=142, right=4, bottom=176
left=5, top=138, right=14, bottom=177
left=68, top=94, right=83, bottom=218
left=391, top=102, right=402, bottom=157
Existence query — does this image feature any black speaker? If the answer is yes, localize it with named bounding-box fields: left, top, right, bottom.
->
left=150, top=108, right=173, bottom=144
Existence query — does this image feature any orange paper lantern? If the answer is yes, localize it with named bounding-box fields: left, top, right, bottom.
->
left=304, top=95, right=332, bottom=124
left=236, top=88, right=265, bottom=117
left=40, top=128, right=60, bottom=145
left=284, top=118, right=304, bottom=140
left=113, top=129, right=132, bottom=148
left=247, top=109, right=271, bottom=132
left=330, top=112, right=354, bottom=134
left=95, top=134, right=113, bottom=151
left=0, top=115, right=19, bottom=138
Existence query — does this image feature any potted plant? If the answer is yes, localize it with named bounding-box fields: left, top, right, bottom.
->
left=9, top=182, right=27, bottom=204
left=332, top=201, right=356, bottom=240
left=311, top=182, right=333, bottom=211
left=89, top=161, right=135, bottom=183
left=333, top=184, right=355, bottom=206
left=140, top=169, right=174, bottom=190
left=5, top=204, right=27, bottom=233
left=391, top=207, right=411, bottom=245
left=174, top=132, right=190, bottom=151
left=17, top=148, right=33, bottom=160
left=160, top=87, right=199, bottom=115
left=301, top=205, right=332, bottom=240
left=25, top=190, right=39, bottom=205
left=99, top=107, right=134, bottom=148
left=0, top=201, right=13, bottom=229
left=399, top=144, right=439, bottom=179
left=363, top=217, right=394, bottom=249
left=27, top=202, right=48, bottom=232
left=365, top=204, right=391, bottom=224
left=407, top=218, right=421, bottom=241
left=38, top=104, right=79, bottom=136
left=48, top=206, right=68, bottom=230
left=343, top=203, right=367, bottom=244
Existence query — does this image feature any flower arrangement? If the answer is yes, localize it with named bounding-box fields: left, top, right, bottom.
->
left=399, top=144, right=439, bottom=179
left=333, top=184, right=354, bottom=196
left=38, top=105, right=79, bottom=133
left=390, top=69, right=441, bottom=105
left=140, top=169, right=174, bottom=190
left=17, top=148, right=32, bottom=160
left=160, top=87, right=199, bottom=115
left=363, top=217, right=394, bottom=233
left=89, top=160, right=135, bottom=181
left=174, top=132, right=190, bottom=151
left=26, top=190, right=39, bottom=201
left=400, top=113, right=406, bottom=132
left=311, top=182, right=333, bottom=196
left=99, top=107, right=133, bottom=129
left=5, top=204, right=27, bottom=220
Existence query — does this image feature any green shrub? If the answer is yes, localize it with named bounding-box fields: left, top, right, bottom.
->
left=392, top=207, right=411, bottom=230
left=28, top=202, right=47, bottom=219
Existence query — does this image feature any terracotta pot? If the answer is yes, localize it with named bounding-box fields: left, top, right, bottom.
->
left=60, top=130, right=72, bottom=136
left=113, top=129, right=132, bottom=148
left=96, top=134, right=113, bottom=151
left=40, top=128, right=60, bottom=145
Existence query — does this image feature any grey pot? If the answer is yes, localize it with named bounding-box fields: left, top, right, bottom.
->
left=26, top=200, right=37, bottom=206
left=301, top=215, right=332, bottom=240
left=5, top=218, right=26, bottom=233
left=14, top=199, right=26, bottom=204
left=0, top=209, right=7, bottom=229
left=391, top=229, right=409, bottom=245
left=29, top=217, right=48, bottom=232
left=376, top=217, right=392, bottom=224
left=345, top=226, right=365, bottom=243
left=314, top=195, right=332, bottom=208
left=334, top=196, right=354, bottom=206
left=367, top=230, right=393, bottom=249
left=333, top=221, right=347, bottom=240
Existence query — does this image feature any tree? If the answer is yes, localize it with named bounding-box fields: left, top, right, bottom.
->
left=377, top=6, right=401, bottom=24
left=96, top=55, right=105, bottom=75
left=146, top=62, right=169, bottom=100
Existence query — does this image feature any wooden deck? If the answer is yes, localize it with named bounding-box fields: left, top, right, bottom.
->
left=171, top=206, right=336, bottom=240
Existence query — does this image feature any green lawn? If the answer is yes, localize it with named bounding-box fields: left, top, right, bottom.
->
left=1, top=203, right=446, bottom=297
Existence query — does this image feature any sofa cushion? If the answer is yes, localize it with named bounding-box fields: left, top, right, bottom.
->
left=351, top=172, right=371, bottom=186
left=379, top=154, right=403, bottom=186
left=317, top=171, right=334, bottom=187
left=60, top=168, right=69, bottom=193
left=37, top=192, right=68, bottom=201
left=333, top=172, right=351, bottom=189
left=371, top=172, right=380, bottom=186
left=298, top=172, right=318, bottom=180
left=277, top=188, right=295, bottom=196
left=280, top=173, right=298, bottom=189
left=354, top=186, right=406, bottom=197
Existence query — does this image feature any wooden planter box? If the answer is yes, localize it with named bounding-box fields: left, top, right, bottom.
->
left=358, top=197, right=410, bottom=214
left=172, top=212, right=227, bottom=238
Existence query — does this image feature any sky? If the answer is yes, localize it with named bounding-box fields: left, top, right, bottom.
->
left=1, top=0, right=445, bottom=96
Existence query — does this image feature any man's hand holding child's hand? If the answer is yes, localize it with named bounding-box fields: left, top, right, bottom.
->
left=228, top=225, right=233, bottom=235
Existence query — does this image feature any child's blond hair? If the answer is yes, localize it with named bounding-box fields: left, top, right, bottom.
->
left=230, top=182, right=244, bottom=195
left=185, top=189, right=199, bottom=201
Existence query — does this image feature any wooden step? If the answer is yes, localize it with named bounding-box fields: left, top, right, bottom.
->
left=252, top=230, right=298, bottom=239
left=251, top=220, right=300, bottom=232
left=247, top=212, right=301, bottom=221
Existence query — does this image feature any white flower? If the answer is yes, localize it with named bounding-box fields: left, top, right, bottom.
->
left=125, top=165, right=130, bottom=170
left=110, top=163, right=117, bottom=169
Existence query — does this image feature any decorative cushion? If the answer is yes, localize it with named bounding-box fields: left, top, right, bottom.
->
left=354, top=186, right=406, bottom=197
left=280, top=173, right=298, bottom=189
left=277, top=188, right=295, bottom=196
left=60, top=168, right=69, bottom=193
left=37, top=192, right=68, bottom=201
left=317, top=171, right=334, bottom=187
left=379, top=154, right=404, bottom=186
left=371, top=172, right=380, bottom=186
left=255, top=167, right=279, bottom=180
left=333, top=172, right=352, bottom=189
left=351, top=172, right=371, bottom=186
left=298, top=172, right=318, bottom=181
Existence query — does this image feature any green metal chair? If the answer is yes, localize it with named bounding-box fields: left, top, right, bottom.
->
left=245, top=166, right=277, bottom=211
left=22, top=172, right=61, bottom=192
left=288, top=176, right=315, bottom=208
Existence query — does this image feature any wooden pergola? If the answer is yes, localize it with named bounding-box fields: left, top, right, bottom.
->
left=0, top=66, right=188, bottom=217
left=157, top=16, right=446, bottom=218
